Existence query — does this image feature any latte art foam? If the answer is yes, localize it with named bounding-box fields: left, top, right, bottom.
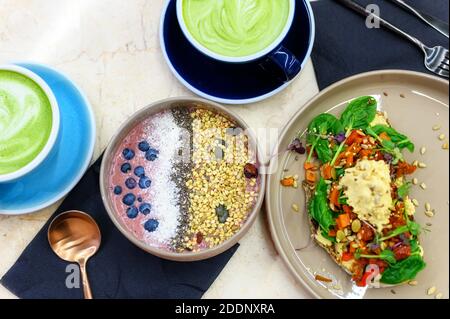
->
left=0, top=70, right=53, bottom=175
left=182, top=0, right=291, bottom=57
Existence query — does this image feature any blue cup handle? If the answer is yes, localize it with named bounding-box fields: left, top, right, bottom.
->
left=260, top=45, right=302, bottom=82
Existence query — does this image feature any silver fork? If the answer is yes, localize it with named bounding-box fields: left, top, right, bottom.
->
left=336, top=0, right=449, bottom=78
left=387, top=0, right=448, bottom=38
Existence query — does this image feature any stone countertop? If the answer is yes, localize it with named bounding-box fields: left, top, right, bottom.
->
left=0, top=0, right=319, bottom=299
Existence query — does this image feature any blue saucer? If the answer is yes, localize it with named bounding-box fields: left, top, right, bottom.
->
left=160, top=0, right=315, bottom=104
left=0, top=63, right=96, bottom=215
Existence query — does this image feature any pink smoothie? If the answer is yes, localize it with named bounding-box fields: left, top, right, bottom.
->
left=108, top=110, right=182, bottom=250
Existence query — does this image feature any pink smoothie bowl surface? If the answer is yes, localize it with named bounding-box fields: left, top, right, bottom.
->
left=100, top=97, right=266, bottom=262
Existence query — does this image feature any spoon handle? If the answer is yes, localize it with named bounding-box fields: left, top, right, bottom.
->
left=79, top=260, right=93, bottom=299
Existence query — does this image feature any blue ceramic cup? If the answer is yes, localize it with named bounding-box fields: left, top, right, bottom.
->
left=176, top=0, right=314, bottom=83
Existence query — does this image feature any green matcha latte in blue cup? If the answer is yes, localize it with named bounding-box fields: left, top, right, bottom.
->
left=176, top=0, right=301, bottom=81
left=0, top=65, right=60, bottom=183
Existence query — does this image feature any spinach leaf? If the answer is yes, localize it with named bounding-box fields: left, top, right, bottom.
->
left=332, top=119, right=344, bottom=135
left=380, top=139, right=396, bottom=150
left=307, top=113, right=343, bottom=137
left=321, top=230, right=337, bottom=243
left=380, top=250, right=398, bottom=265
left=409, top=239, right=422, bottom=256
left=378, top=220, right=421, bottom=242
left=407, top=220, right=421, bottom=236
left=337, top=189, right=348, bottom=205
left=365, top=126, right=408, bottom=164
left=355, top=249, right=397, bottom=265
left=306, top=113, right=342, bottom=163
left=338, top=196, right=348, bottom=205
left=335, top=167, right=345, bottom=178
left=340, top=96, right=377, bottom=130
left=368, top=125, right=415, bottom=152
left=330, top=96, right=377, bottom=166
left=315, top=139, right=333, bottom=163
left=380, top=255, right=426, bottom=284
left=397, top=182, right=412, bottom=199
left=308, top=178, right=335, bottom=231
left=307, top=114, right=342, bottom=143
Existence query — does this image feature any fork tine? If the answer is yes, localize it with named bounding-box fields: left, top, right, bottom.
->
left=437, top=68, right=449, bottom=78
left=439, top=63, right=449, bottom=71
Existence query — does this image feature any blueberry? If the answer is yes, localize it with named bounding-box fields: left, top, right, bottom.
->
left=122, top=193, right=136, bottom=206
left=139, top=203, right=152, bottom=215
left=137, top=197, right=143, bottom=202
left=125, top=177, right=137, bottom=189
left=145, top=148, right=159, bottom=161
left=144, top=219, right=159, bottom=232
left=138, top=141, right=150, bottom=152
left=139, top=176, right=152, bottom=189
left=122, top=148, right=135, bottom=160
left=120, top=163, right=132, bottom=173
left=113, top=186, right=122, bottom=195
left=126, top=206, right=139, bottom=219
left=134, top=166, right=145, bottom=177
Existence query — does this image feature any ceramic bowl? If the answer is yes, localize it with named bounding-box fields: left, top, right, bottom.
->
left=100, top=97, right=266, bottom=261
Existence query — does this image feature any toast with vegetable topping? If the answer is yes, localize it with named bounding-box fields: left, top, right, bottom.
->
left=290, top=96, right=426, bottom=287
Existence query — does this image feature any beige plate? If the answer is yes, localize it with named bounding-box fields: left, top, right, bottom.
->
left=266, top=70, right=449, bottom=299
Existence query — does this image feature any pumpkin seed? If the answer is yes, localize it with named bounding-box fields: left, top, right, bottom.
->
left=351, top=219, right=361, bottom=233
left=420, top=147, right=426, bottom=155
left=427, top=286, right=436, bottom=295
left=336, top=230, right=346, bottom=242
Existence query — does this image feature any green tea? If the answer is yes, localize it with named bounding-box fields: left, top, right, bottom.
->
left=182, top=0, right=291, bottom=57
left=0, top=70, right=53, bottom=175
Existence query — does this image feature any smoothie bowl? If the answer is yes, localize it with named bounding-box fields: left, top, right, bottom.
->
left=0, top=65, right=60, bottom=183
left=100, top=97, right=265, bottom=261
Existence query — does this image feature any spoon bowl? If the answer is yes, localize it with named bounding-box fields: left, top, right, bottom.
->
left=48, top=210, right=101, bottom=299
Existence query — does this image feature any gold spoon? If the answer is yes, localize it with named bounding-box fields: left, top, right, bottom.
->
left=48, top=210, right=101, bottom=299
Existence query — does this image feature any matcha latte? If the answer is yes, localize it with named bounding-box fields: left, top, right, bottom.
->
left=181, top=0, right=292, bottom=58
left=0, top=70, right=53, bottom=175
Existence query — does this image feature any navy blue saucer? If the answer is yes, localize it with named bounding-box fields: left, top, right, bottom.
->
left=160, top=0, right=315, bottom=104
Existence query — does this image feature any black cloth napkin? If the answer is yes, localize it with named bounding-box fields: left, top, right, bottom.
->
left=1, top=156, right=239, bottom=299
left=311, top=0, right=449, bottom=89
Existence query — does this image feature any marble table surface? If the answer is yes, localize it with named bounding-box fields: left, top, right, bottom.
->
left=0, top=0, right=319, bottom=299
